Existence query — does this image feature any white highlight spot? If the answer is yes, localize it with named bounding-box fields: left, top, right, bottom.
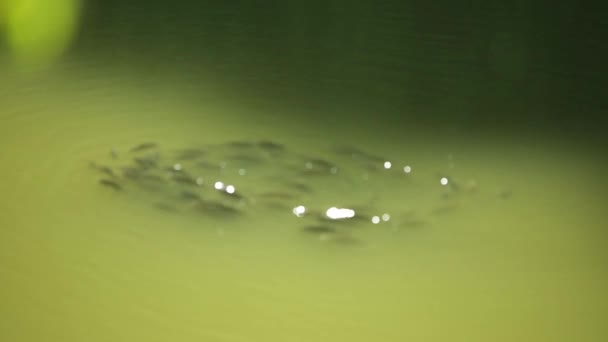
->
left=238, top=168, right=247, bottom=176
left=382, top=213, right=391, bottom=222
left=440, top=177, right=449, bottom=186
left=384, top=161, right=392, bottom=169
left=226, top=185, right=235, bottom=194
left=326, top=207, right=355, bottom=220
left=214, top=181, right=225, bottom=190
left=173, top=163, right=182, bottom=171
left=293, top=205, right=306, bottom=217
left=404, top=165, right=412, bottom=174
left=372, top=216, right=381, bottom=224
left=196, top=177, right=204, bottom=186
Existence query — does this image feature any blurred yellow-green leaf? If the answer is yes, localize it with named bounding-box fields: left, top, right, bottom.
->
left=2, top=0, right=81, bottom=68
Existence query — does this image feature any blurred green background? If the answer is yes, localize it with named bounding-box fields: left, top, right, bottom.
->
left=2, top=0, right=606, bottom=134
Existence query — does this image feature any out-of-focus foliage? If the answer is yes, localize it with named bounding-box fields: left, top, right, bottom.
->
left=0, top=0, right=82, bottom=68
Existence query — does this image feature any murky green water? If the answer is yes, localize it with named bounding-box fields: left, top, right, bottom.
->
left=1, top=64, right=606, bottom=341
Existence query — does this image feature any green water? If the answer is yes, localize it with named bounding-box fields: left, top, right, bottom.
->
left=0, top=64, right=606, bottom=341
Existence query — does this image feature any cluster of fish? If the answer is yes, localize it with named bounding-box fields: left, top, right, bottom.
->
left=90, top=140, right=490, bottom=244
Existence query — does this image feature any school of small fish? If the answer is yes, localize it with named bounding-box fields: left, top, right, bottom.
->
left=90, top=140, right=508, bottom=245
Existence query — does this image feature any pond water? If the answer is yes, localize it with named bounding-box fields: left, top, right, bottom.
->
left=0, top=63, right=606, bottom=342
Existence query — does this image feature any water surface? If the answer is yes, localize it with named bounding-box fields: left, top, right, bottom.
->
left=0, top=62, right=606, bottom=342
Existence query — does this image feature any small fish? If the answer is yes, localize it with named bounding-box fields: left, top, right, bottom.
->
left=171, top=174, right=198, bottom=186
left=99, top=167, right=117, bottom=178
left=294, top=157, right=339, bottom=176
left=397, top=211, right=427, bottom=228
left=134, top=157, right=158, bottom=169
left=288, top=182, right=314, bottom=193
left=122, top=168, right=165, bottom=184
left=99, top=179, right=122, bottom=191
left=174, top=148, right=206, bottom=161
left=164, top=162, right=187, bottom=173
left=298, top=167, right=333, bottom=177
left=155, top=203, right=178, bottom=213
left=272, top=178, right=314, bottom=193
left=180, top=191, right=201, bottom=201
left=196, top=161, right=221, bottom=170
left=360, top=161, right=386, bottom=172
left=122, top=167, right=143, bottom=179
left=137, top=174, right=165, bottom=183
left=302, top=224, right=336, bottom=234
left=129, top=142, right=158, bottom=153
left=195, top=200, right=241, bottom=216
left=122, top=167, right=165, bottom=182
left=89, top=162, right=117, bottom=178
left=225, top=141, right=255, bottom=149
left=307, top=158, right=336, bottom=170
left=497, top=190, right=512, bottom=199
left=225, top=153, right=265, bottom=166
left=331, top=145, right=385, bottom=163
left=257, top=140, right=285, bottom=153
left=218, top=188, right=246, bottom=202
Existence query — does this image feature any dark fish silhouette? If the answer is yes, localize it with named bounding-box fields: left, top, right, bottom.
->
left=129, top=142, right=158, bottom=153
left=302, top=224, right=336, bottom=234
left=99, top=179, right=122, bottom=191
left=257, top=140, right=285, bottom=153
